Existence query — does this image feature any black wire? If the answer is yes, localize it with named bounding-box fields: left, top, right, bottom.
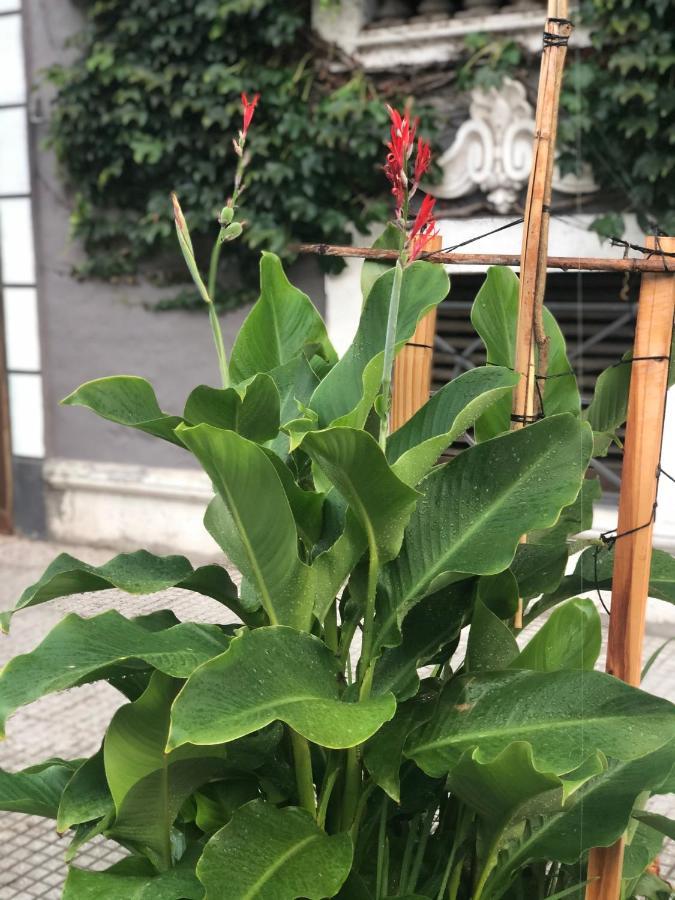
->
left=418, top=216, right=525, bottom=260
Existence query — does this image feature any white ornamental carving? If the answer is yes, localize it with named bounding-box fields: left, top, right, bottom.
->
left=429, top=77, right=597, bottom=213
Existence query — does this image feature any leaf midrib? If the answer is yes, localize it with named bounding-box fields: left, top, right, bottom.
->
left=241, top=832, right=319, bottom=899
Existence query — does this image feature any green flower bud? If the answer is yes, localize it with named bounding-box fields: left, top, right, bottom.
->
left=219, top=221, right=243, bottom=243
left=219, top=205, right=234, bottom=225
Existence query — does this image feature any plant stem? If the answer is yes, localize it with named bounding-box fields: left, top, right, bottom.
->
left=290, top=729, right=316, bottom=818
left=324, top=601, right=338, bottom=655
left=376, top=795, right=389, bottom=898
left=398, top=815, right=419, bottom=895
left=406, top=806, right=435, bottom=894
left=447, top=858, right=463, bottom=900
left=341, top=746, right=361, bottom=830
left=207, top=238, right=223, bottom=305
left=317, top=763, right=339, bottom=830
left=358, top=543, right=380, bottom=699
left=378, top=259, right=404, bottom=450
left=207, top=301, right=229, bottom=389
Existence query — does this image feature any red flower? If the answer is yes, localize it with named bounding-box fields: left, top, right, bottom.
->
left=241, top=92, right=260, bottom=139
left=384, top=105, right=418, bottom=218
left=413, top=137, right=432, bottom=186
left=407, top=194, right=439, bottom=262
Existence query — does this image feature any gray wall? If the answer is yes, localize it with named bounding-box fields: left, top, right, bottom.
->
left=24, top=0, right=325, bottom=470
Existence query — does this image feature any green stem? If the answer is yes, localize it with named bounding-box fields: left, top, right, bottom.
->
left=358, top=542, right=380, bottom=699
left=406, top=806, right=434, bottom=894
left=324, top=601, right=338, bottom=655
left=376, top=796, right=389, bottom=899
left=398, top=814, right=419, bottom=894
left=207, top=301, right=229, bottom=389
left=317, top=763, right=340, bottom=830
left=341, top=746, right=361, bottom=830
left=378, top=259, right=404, bottom=450
left=290, top=729, right=316, bottom=818
left=447, top=858, right=463, bottom=900
left=207, top=238, right=223, bottom=305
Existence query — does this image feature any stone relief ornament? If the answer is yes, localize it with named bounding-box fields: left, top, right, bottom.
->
left=429, top=77, right=597, bottom=212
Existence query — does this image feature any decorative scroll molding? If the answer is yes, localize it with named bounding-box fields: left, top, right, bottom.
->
left=429, top=78, right=598, bottom=213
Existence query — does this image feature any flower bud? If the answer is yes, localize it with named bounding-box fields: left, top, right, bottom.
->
left=219, top=205, right=234, bottom=225
left=219, top=221, right=243, bottom=243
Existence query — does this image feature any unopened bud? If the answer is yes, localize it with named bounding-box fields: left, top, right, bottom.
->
left=219, top=205, right=234, bottom=225
left=218, top=221, right=243, bottom=243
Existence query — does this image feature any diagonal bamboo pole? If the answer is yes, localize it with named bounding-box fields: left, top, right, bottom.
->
left=391, top=235, right=443, bottom=430
left=511, top=0, right=573, bottom=627
left=585, top=236, right=675, bottom=899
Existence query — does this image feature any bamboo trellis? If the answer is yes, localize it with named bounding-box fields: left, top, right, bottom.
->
left=297, top=2, right=674, bottom=896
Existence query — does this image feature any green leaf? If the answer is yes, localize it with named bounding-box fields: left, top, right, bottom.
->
left=529, top=545, right=675, bottom=622
left=183, top=373, right=280, bottom=443
left=466, top=596, right=519, bottom=672
left=63, top=852, right=204, bottom=900
left=169, top=626, right=395, bottom=751
left=405, top=670, right=675, bottom=778
left=511, top=477, right=601, bottom=601
left=515, top=598, right=601, bottom=671
left=632, top=810, right=675, bottom=840
left=197, top=800, right=353, bottom=899
left=302, top=427, right=419, bottom=563
left=267, top=355, right=321, bottom=458
left=372, top=581, right=474, bottom=700
left=230, top=252, right=336, bottom=383
left=1, top=550, right=240, bottom=631
left=480, top=742, right=675, bottom=899
left=470, top=267, right=579, bottom=442
left=57, top=748, right=112, bottom=833
left=0, top=758, right=80, bottom=818
left=104, top=672, right=229, bottom=867
left=62, top=376, right=184, bottom=446
left=262, top=449, right=325, bottom=550
left=584, top=334, right=675, bottom=456
left=381, top=415, right=592, bottom=627
left=310, top=261, right=449, bottom=428
left=360, top=223, right=403, bottom=303
left=387, top=366, right=520, bottom=486
left=180, top=423, right=313, bottom=630
left=364, top=698, right=434, bottom=802
left=0, top=610, right=230, bottom=736
left=194, top=777, right=260, bottom=834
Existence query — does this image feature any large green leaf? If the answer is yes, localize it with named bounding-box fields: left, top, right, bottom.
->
left=309, top=261, right=449, bottom=428
left=180, top=424, right=313, bottom=630
left=387, top=366, right=520, bottom=486
left=515, top=598, right=601, bottom=672
left=632, top=810, right=675, bottom=841
left=57, top=748, right=112, bottom=833
left=267, top=355, right=321, bottom=458
left=405, top=669, right=675, bottom=778
left=372, top=581, right=474, bottom=700
left=466, top=597, right=519, bottom=673
left=380, top=415, right=592, bottom=630
left=470, top=267, right=579, bottom=441
left=197, top=799, right=353, bottom=900
left=104, top=672, right=229, bottom=867
left=510, top=477, right=601, bottom=602
left=302, top=427, right=419, bottom=563
left=230, top=252, right=336, bottom=383
left=169, top=626, right=395, bottom=751
left=484, top=742, right=675, bottom=899
left=0, top=610, right=230, bottom=736
left=584, top=333, right=675, bottom=456
left=528, top=545, right=675, bottom=623
left=62, top=376, right=184, bottom=446
left=1, top=550, right=242, bottom=632
left=63, top=852, right=204, bottom=900
left=0, top=758, right=80, bottom=818
left=364, top=698, right=434, bottom=802
left=183, top=373, right=280, bottom=443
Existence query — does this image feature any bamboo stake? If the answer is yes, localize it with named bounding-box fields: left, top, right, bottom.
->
left=585, top=236, right=675, bottom=900
left=0, top=288, right=13, bottom=535
left=509, top=2, right=572, bottom=627
left=294, top=245, right=674, bottom=274
left=391, top=235, right=443, bottom=429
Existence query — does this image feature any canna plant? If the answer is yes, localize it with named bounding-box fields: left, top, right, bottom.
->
left=0, top=101, right=674, bottom=900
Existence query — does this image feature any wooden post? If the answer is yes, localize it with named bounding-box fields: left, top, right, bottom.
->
left=391, top=235, right=443, bottom=430
left=585, top=236, right=675, bottom=900
left=511, top=1, right=572, bottom=627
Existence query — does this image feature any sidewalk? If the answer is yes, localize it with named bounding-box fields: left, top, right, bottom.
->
left=0, top=535, right=673, bottom=897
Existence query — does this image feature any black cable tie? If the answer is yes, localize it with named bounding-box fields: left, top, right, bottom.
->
left=593, top=544, right=611, bottom=616
left=406, top=341, right=434, bottom=350
left=542, top=204, right=551, bottom=213
left=510, top=412, right=545, bottom=424
left=543, top=31, right=571, bottom=47
left=612, top=355, right=669, bottom=368
left=600, top=501, right=658, bottom=549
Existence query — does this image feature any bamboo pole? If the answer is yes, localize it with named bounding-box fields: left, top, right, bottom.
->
left=585, top=236, right=675, bottom=900
left=0, top=288, right=12, bottom=534
left=509, top=1, right=572, bottom=627
left=294, top=245, right=674, bottom=274
left=391, top=235, right=443, bottom=429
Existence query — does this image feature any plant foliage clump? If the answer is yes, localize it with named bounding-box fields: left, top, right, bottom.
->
left=559, top=0, right=675, bottom=237
left=45, top=0, right=391, bottom=295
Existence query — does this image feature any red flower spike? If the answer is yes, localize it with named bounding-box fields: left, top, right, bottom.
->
left=241, top=92, right=260, bottom=140
left=413, top=137, right=432, bottom=186
left=407, top=194, right=439, bottom=262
